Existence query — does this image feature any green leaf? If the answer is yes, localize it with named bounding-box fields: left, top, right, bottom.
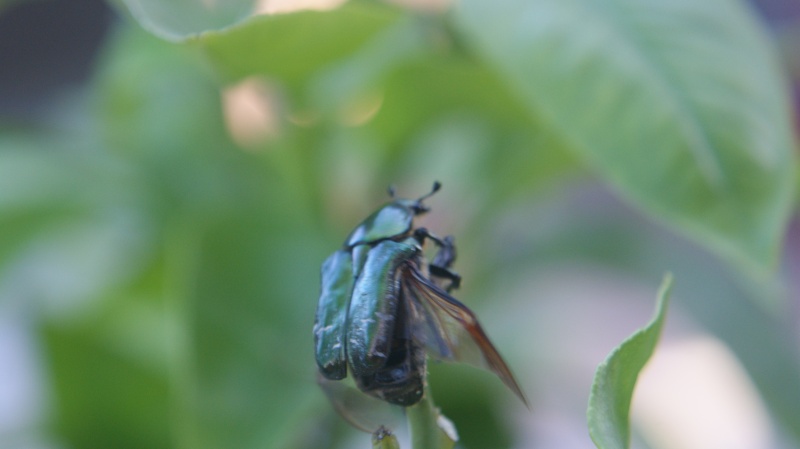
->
left=198, top=3, right=400, bottom=89
left=587, top=274, right=673, bottom=449
left=366, top=54, right=535, bottom=149
left=172, top=202, right=340, bottom=449
left=454, top=0, right=797, bottom=275
left=43, top=322, right=171, bottom=449
left=118, top=0, right=259, bottom=41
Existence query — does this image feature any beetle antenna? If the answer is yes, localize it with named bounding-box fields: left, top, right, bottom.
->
left=417, top=181, right=441, bottom=202
left=387, top=184, right=396, bottom=198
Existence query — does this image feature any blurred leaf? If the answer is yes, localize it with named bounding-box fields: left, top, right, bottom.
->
left=16, top=21, right=263, bottom=449
left=314, top=24, right=580, bottom=207
left=367, top=55, right=534, bottom=150
left=0, top=139, right=90, bottom=266
left=93, top=24, right=251, bottom=219
left=427, top=363, right=513, bottom=449
left=176, top=202, right=335, bottom=449
left=119, top=0, right=258, bottom=41
left=587, top=274, right=673, bottom=449
left=454, top=0, right=797, bottom=275
left=87, top=22, right=338, bottom=449
left=43, top=319, right=171, bottom=449
left=95, top=27, right=226, bottom=156
left=198, top=3, right=400, bottom=93
left=490, top=188, right=800, bottom=444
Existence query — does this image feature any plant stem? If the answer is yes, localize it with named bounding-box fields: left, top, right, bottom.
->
left=406, top=383, right=457, bottom=449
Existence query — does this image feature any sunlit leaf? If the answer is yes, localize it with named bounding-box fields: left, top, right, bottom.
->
left=587, top=274, right=672, bottom=449
left=119, top=0, right=258, bottom=41
left=455, top=0, right=797, bottom=275
left=198, top=3, right=400, bottom=91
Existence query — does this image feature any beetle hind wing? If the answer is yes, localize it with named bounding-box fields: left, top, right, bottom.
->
left=402, top=265, right=529, bottom=408
left=317, top=373, right=405, bottom=433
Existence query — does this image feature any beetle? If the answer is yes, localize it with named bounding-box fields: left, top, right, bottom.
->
left=313, top=183, right=527, bottom=408
left=314, top=182, right=455, bottom=381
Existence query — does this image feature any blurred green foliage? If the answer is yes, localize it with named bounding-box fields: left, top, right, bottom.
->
left=1, top=0, right=799, bottom=448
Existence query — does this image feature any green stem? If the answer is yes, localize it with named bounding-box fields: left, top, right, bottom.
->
left=406, top=383, right=457, bottom=449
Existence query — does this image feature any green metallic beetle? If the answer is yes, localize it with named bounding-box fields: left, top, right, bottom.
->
left=313, top=183, right=527, bottom=408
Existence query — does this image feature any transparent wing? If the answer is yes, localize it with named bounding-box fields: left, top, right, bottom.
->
left=317, top=374, right=405, bottom=433
left=401, top=265, right=529, bottom=407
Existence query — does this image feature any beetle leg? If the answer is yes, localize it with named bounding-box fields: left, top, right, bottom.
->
left=431, top=235, right=457, bottom=268
left=429, top=265, right=461, bottom=293
left=412, top=227, right=445, bottom=249
left=413, top=228, right=461, bottom=292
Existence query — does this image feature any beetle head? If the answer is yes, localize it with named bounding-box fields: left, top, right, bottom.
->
left=345, top=182, right=441, bottom=248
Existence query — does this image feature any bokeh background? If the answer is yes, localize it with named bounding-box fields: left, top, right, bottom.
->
left=1, top=0, right=799, bottom=448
